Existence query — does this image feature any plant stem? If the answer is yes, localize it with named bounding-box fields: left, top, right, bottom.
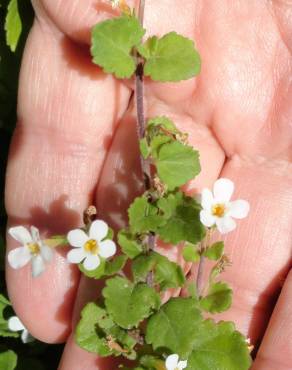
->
left=135, top=0, right=151, bottom=191
left=135, top=63, right=151, bottom=190
left=196, top=255, right=205, bottom=296
left=135, top=0, right=156, bottom=268
left=138, top=0, right=145, bottom=25
left=196, top=229, right=210, bottom=296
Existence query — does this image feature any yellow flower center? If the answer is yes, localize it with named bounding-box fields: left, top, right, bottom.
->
left=212, top=203, right=226, bottom=217
left=28, top=243, right=40, bottom=256
left=84, top=239, right=99, bottom=255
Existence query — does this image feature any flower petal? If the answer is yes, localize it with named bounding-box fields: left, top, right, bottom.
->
left=201, top=188, right=213, bottom=211
left=40, top=244, right=53, bottom=262
left=8, top=226, right=32, bottom=244
left=21, top=329, right=34, bottom=344
left=99, top=240, right=116, bottom=259
left=213, top=178, right=234, bottom=202
left=30, top=226, right=40, bottom=242
left=8, top=247, right=31, bottom=269
left=178, top=360, right=188, bottom=370
left=8, top=316, right=25, bottom=332
left=216, top=216, right=236, bottom=234
left=229, top=200, right=250, bottom=219
left=67, top=229, right=88, bottom=248
left=31, top=255, right=45, bottom=277
left=200, top=210, right=216, bottom=227
left=165, top=354, right=179, bottom=370
left=67, top=248, right=86, bottom=264
left=83, top=255, right=100, bottom=271
left=89, top=220, right=108, bottom=242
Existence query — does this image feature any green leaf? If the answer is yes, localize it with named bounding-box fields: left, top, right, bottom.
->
left=76, top=302, right=136, bottom=359
left=138, top=32, right=201, bottom=82
left=132, top=252, right=185, bottom=290
left=79, top=259, right=106, bottom=279
left=203, top=241, right=224, bottom=261
left=0, top=295, right=18, bottom=338
left=140, top=355, right=164, bottom=370
left=0, top=349, right=17, bottom=370
left=147, top=116, right=179, bottom=136
left=183, top=243, right=200, bottom=262
left=45, top=235, right=68, bottom=248
left=149, top=135, right=172, bottom=159
left=156, top=141, right=200, bottom=190
left=200, top=282, right=232, bottom=314
left=103, top=276, right=161, bottom=329
left=128, top=196, right=166, bottom=234
left=146, top=297, right=202, bottom=357
left=5, top=0, right=22, bottom=52
left=118, top=230, right=143, bottom=259
left=104, top=255, right=127, bottom=276
left=139, top=138, right=150, bottom=159
left=79, top=255, right=127, bottom=279
left=187, top=320, right=252, bottom=370
left=76, top=303, right=112, bottom=356
left=157, top=192, right=205, bottom=244
left=91, top=15, right=145, bottom=79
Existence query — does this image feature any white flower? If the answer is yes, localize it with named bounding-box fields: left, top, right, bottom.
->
left=165, top=354, right=187, bottom=370
left=200, top=178, right=250, bottom=234
left=67, top=220, right=116, bottom=271
left=8, top=316, right=34, bottom=343
left=110, top=0, right=120, bottom=8
left=8, top=226, right=53, bottom=278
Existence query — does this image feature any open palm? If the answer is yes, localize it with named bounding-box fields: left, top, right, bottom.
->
left=5, top=1, right=292, bottom=369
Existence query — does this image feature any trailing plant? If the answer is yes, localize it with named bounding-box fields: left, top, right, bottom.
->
left=6, top=1, right=253, bottom=369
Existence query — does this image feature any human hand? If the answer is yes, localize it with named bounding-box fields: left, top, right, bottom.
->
left=5, top=1, right=292, bottom=369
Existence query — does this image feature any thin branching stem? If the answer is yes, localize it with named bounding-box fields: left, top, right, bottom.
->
left=135, top=0, right=155, bottom=262
left=196, top=255, right=205, bottom=296
left=196, top=229, right=211, bottom=296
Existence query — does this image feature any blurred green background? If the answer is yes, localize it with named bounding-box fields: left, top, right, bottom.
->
left=0, top=1, right=63, bottom=368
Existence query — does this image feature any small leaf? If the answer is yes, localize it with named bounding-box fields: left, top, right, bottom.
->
left=5, top=0, right=22, bottom=52
left=132, top=252, right=185, bottom=290
left=138, top=32, right=201, bottom=82
left=139, top=138, right=150, bottom=159
left=203, top=241, right=224, bottom=261
left=146, top=297, right=202, bottom=357
left=183, top=243, right=200, bottom=262
left=79, top=259, right=106, bottom=279
left=156, top=141, right=200, bottom=190
left=79, top=255, right=127, bottom=279
left=147, top=116, right=179, bottom=136
left=104, top=255, right=127, bottom=276
left=187, top=320, right=252, bottom=370
left=76, top=302, right=136, bottom=358
left=0, top=349, right=17, bottom=370
left=103, top=276, right=161, bottom=329
left=91, top=15, right=145, bottom=78
left=149, top=135, right=172, bottom=159
left=76, top=303, right=113, bottom=356
left=0, top=295, right=18, bottom=338
left=140, top=355, right=164, bottom=369
left=200, top=282, right=232, bottom=313
left=118, top=230, right=143, bottom=259
left=128, top=196, right=166, bottom=234
left=156, top=192, right=205, bottom=245
left=45, top=235, right=68, bottom=248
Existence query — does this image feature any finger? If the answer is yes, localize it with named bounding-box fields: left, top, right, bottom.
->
left=210, top=157, right=292, bottom=345
left=5, top=17, right=130, bottom=343
left=252, top=268, right=292, bottom=370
